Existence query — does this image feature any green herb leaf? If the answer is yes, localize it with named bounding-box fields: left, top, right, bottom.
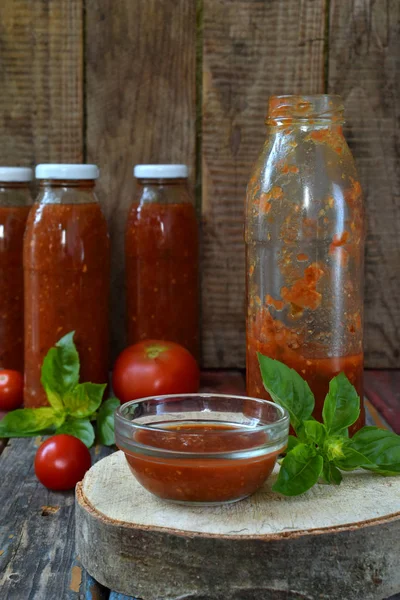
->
left=286, top=435, right=301, bottom=452
left=56, top=418, right=95, bottom=448
left=64, top=382, right=106, bottom=418
left=96, top=397, right=120, bottom=446
left=322, top=459, right=342, bottom=485
left=322, top=373, right=360, bottom=435
left=323, top=435, right=348, bottom=461
left=257, top=353, right=314, bottom=433
left=333, top=444, right=375, bottom=471
left=303, top=420, right=326, bottom=446
left=41, top=331, right=80, bottom=408
left=272, top=443, right=323, bottom=496
left=349, top=427, right=400, bottom=475
left=0, top=407, right=61, bottom=438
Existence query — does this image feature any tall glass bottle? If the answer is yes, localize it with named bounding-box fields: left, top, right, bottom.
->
left=246, top=95, right=365, bottom=434
left=0, top=167, right=33, bottom=371
left=24, top=164, right=110, bottom=407
left=125, top=165, right=199, bottom=358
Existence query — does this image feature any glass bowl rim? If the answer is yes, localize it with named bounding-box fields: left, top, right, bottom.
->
left=115, top=393, right=290, bottom=435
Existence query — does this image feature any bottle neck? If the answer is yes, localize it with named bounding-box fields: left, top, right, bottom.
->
left=266, top=94, right=344, bottom=130
left=0, top=182, right=31, bottom=190
left=36, top=179, right=98, bottom=205
left=136, top=178, right=192, bottom=205
left=0, top=182, right=32, bottom=207
left=38, top=179, right=96, bottom=189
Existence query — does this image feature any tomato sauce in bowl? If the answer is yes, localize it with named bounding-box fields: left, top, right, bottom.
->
left=115, top=394, right=289, bottom=505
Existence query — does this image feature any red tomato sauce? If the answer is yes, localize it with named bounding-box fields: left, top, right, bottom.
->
left=23, top=202, right=110, bottom=407
left=247, top=332, right=364, bottom=435
left=123, top=423, right=279, bottom=503
left=0, top=205, right=31, bottom=371
left=125, top=203, right=199, bottom=358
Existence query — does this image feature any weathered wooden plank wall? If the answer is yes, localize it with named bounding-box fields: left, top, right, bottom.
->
left=201, top=0, right=326, bottom=367
left=0, top=0, right=83, bottom=164
left=328, top=0, right=400, bottom=368
left=0, top=0, right=398, bottom=368
left=85, top=0, right=197, bottom=359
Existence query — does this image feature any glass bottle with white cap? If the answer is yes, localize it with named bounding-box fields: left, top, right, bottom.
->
left=0, top=167, right=33, bottom=372
left=126, top=164, right=199, bottom=358
left=23, top=164, right=110, bottom=407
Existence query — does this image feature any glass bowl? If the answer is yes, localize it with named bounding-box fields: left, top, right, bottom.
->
left=115, top=393, right=289, bottom=506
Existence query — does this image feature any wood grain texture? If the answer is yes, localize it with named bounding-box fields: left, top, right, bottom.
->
left=85, top=0, right=196, bottom=362
left=201, top=0, right=326, bottom=367
left=77, top=450, right=400, bottom=600
left=0, top=438, right=113, bottom=599
left=365, top=370, right=400, bottom=433
left=0, top=0, right=83, bottom=166
left=328, top=0, right=400, bottom=368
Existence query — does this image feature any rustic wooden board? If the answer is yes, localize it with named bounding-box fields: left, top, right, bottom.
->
left=77, top=450, right=400, bottom=600
left=0, top=0, right=83, bottom=166
left=328, top=0, right=400, bottom=368
left=85, top=0, right=197, bottom=363
left=0, top=437, right=113, bottom=599
left=201, top=0, right=326, bottom=367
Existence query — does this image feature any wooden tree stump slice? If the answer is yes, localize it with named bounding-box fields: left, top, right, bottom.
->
left=76, top=451, right=400, bottom=600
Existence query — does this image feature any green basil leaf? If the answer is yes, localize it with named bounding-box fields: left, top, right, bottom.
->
left=41, top=331, right=80, bottom=407
left=64, top=382, right=106, bottom=418
left=272, top=443, right=323, bottom=496
left=257, top=354, right=314, bottom=433
left=0, top=407, right=61, bottom=438
left=349, top=427, right=400, bottom=475
left=323, top=435, right=349, bottom=462
left=56, top=418, right=95, bottom=448
left=303, top=420, right=326, bottom=446
left=322, top=459, right=342, bottom=485
left=96, top=397, right=120, bottom=446
left=334, top=445, right=375, bottom=471
left=286, top=435, right=301, bottom=452
left=322, top=372, right=360, bottom=435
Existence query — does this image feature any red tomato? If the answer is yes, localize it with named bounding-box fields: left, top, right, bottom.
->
left=112, top=340, right=200, bottom=403
left=34, top=434, right=91, bottom=491
left=0, top=370, right=23, bottom=411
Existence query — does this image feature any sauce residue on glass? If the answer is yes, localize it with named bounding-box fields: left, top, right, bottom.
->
left=0, top=205, right=31, bottom=371
left=24, top=202, right=110, bottom=407
left=246, top=95, right=365, bottom=436
left=122, top=423, right=279, bottom=504
left=246, top=308, right=364, bottom=435
left=125, top=202, right=198, bottom=358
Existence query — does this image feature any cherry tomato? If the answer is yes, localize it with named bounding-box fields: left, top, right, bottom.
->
left=0, top=370, right=23, bottom=411
left=112, top=340, right=200, bottom=403
left=34, top=434, right=91, bottom=490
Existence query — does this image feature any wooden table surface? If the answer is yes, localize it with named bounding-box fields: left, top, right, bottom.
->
left=0, top=370, right=399, bottom=600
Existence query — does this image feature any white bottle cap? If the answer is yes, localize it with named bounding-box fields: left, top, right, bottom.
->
left=35, top=164, right=99, bottom=180
left=0, top=167, right=33, bottom=182
left=133, top=164, right=188, bottom=179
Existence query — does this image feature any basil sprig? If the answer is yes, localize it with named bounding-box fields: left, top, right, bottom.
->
left=258, top=353, right=400, bottom=496
left=0, top=332, right=118, bottom=448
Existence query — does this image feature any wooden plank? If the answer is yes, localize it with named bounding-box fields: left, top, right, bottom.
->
left=201, top=0, right=326, bottom=367
left=85, top=0, right=197, bottom=362
left=328, top=0, right=400, bottom=368
left=0, top=438, right=113, bottom=599
left=365, top=370, right=400, bottom=434
left=0, top=0, right=83, bottom=166
left=200, top=369, right=245, bottom=395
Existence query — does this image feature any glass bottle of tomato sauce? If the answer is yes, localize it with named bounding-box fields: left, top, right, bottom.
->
left=24, top=164, right=110, bottom=407
left=246, top=96, right=365, bottom=435
left=0, top=167, right=33, bottom=372
left=126, top=165, right=199, bottom=358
